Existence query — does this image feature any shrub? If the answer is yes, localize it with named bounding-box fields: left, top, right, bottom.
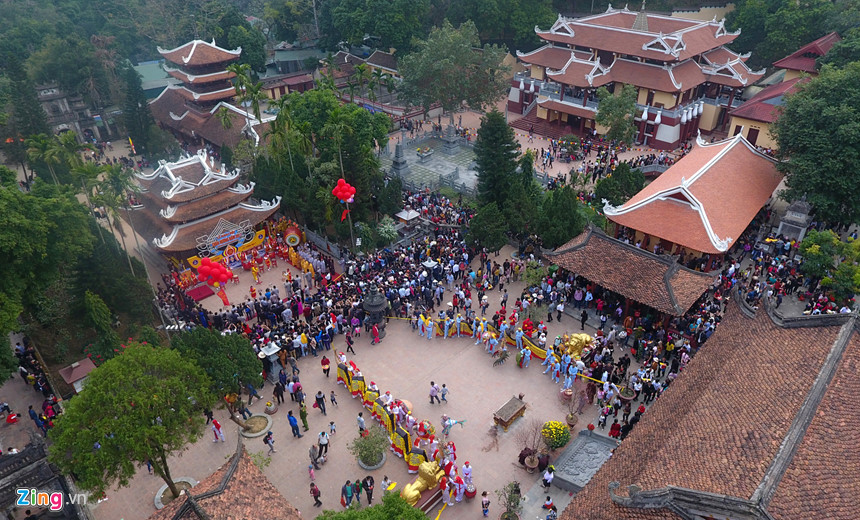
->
left=541, top=420, right=571, bottom=450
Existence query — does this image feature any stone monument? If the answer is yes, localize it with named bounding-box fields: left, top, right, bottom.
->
left=551, top=430, right=618, bottom=493
left=441, top=124, right=459, bottom=155
left=391, top=141, right=410, bottom=178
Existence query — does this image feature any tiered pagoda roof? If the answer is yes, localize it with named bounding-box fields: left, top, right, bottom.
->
left=603, top=132, right=783, bottom=254
left=149, top=39, right=275, bottom=150
left=135, top=149, right=280, bottom=253
left=520, top=44, right=762, bottom=92
left=535, top=8, right=739, bottom=62
left=157, top=39, right=242, bottom=68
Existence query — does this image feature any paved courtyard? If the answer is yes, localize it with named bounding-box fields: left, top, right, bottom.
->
left=78, top=247, right=618, bottom=520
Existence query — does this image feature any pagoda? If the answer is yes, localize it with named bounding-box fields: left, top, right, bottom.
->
left=134, top=149, right=281, bottom=265
left=149, top=39, right=273, bottom=150
left=508, top=5, right=765, bottom=148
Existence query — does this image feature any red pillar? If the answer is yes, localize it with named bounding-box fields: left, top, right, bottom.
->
left=582, top=89, right=589, bottom=107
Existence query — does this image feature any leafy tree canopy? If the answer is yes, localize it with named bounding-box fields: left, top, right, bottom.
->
left=398, top=20, right=510, bottom=116
left=475, top=110, right=521, bottom=209
left=818, top=27, right=860, bottom=70
left=316, top=492, right=426, bottom=519
left=538, top=185, right=585, bottom=249
left=726, top=0, right=838, bottom=68
left=468, top=202, right=508, bottom=253
left=170, top=327, right=263, bottom=396
left=595, top=84, right=638, bottom=145
left=47, top=344, right=216, bottom=498
left=0, top=179, right=94, bottom=337
left=772, top=62, right=860, bottom=225
left=593, top=162, right=644, bottom=207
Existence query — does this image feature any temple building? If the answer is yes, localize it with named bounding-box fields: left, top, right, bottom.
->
left=134, top=149, right=280, bottom=265
left=149, top=39, right=274, bottom=151
left=560, top=294, right=860, bottom=520
left=601, top=132, right=782, bottom=270
left=508, top=5, right=764, bottom=148
left=727, top=32, right=841, bottom=148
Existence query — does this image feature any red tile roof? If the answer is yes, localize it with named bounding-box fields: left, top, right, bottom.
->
left=542, top=54, right=757, bottom=93
left=517, top=45, right=586, bottom=70
left=538, top=99, right=598, bottom=120
left=58, top=358, right=96, bottom=385
left=162, top=186, right=253, bottom=223
left=172, top=85, right=236, bottom=104
left=164, top=66, right=236, bottom=85
left=149, top=90, right=270, bottom=150
left=366, top=50, right=398, bottom=72
left=136, top=150, right=240, bottom=204
left=537, top=9, right=739, bottom=62
left=153, top=198, right=281, bottom=252
left=768, top=332, right=860, bottom=520
left=604, top=133, right=783, bottom=253
left=773, top=32, right=841, bottom=73
left=149, top=446, right=301, bottom=520
left=729, top=77, right=806, bottom=123
left=561, top=299, right=850, bottom=520
left=158, top=40, right=242, bottom=68
left=548, top=226, right=715, bottom=315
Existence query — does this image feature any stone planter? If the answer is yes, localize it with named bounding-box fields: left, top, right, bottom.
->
left=357, top=450, right=386, bottom=471
left=524, top=455, right=539, bottom=474
left=566, top=413, right=578, bottom=430
left=560, top=388, right=573, bottom=402
left=154, top=477, right=197, bottom=509
left=239, top=414, right=272, bottom=438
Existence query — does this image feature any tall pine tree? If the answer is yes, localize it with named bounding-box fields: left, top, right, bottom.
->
left=1, top=54, right=49, bottom=173
left=120, top=64, right=154, bottom=154
left=475, top=110, right=520, bottom=209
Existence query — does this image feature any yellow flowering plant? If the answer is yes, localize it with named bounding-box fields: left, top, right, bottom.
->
left=541, top=420, right=571, bottom=450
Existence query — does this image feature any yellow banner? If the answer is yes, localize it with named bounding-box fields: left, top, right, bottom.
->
left=186, top=229, right=267, bottom=269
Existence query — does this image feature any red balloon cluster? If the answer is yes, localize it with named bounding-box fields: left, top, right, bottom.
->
left=332, top=178, right=356, bottom=204
left=197, top=257, right=232, bottom=286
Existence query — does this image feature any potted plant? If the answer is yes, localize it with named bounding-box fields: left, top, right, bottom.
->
left=541, top=420, right=571, bottom=451
left=348, top=425, right=388, bottom=470
left=564, top=395, right=579, bottom=429
left=515, top=419, right=543, bottom=473
left=496, top=481, right=523, bottom=520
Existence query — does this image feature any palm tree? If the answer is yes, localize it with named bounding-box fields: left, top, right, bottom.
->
left=265, top=96, right=295, bottom=172
left=371, top=68, right=385, bottom=103
left=216, top=105, right=233, bottom=130
left=322, top=114, right=356, bottom=247
left=352, top=63, right=371, bottom=99
left=100, top=164, right=144, bottom=275
left=345, top=80, right=357, bottom=103
left=70, top=161, right=106, bottom=243
left=25, top=134, right=60, bottom=185
left=56, top=131, right=93, bottom=169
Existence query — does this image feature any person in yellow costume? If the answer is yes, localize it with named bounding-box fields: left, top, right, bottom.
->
left=251, top=265, right=261, bottom=284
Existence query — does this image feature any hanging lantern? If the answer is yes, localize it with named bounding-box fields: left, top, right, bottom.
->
left=519, top=79, right=525, bottom=90
left=680, top=109, right=688, bottom=124
left=654, top=110, right=662, bottom=125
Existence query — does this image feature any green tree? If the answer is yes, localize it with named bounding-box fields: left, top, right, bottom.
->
left=169, top=328, right=262, bottom=429
left=227, top=25, right=267, bottom=72
left=467, top=202, right=507, bottom=252
left=48, top=344, right=215, bottom=499
left=820, top=261, right=860, bottom=304
left=315, top=491, right=426, bottom=519
left=28, top=35, right=109, bottom=105
left=538, top=185, right=586, bottom=249
left=378, top=175, right=403, bottom=217
left=798, top=230, right=842, bottom=283
left=475, top=110, right=520, bottom=209
left=726, top=0, right=835, bottom=68
left=398, top=20, right=509, bottom=122
left=772, top=62, right=860, bottom=225
left=595, top=84, right=638, bottom=145
left=0, top=178, right=94, bottom=337
left=84, top=290, right=120, bottom=362
left=1, top=55, right=48, bottom=175
left=818, top=27, right=860, bottom=70
left=25, top=134, right=61, bottom=185
left=503, top=152, right=542, bottom=236
left=593, top=162, right=645, bottom=207
left=120, top=64, right=155, bottom=155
